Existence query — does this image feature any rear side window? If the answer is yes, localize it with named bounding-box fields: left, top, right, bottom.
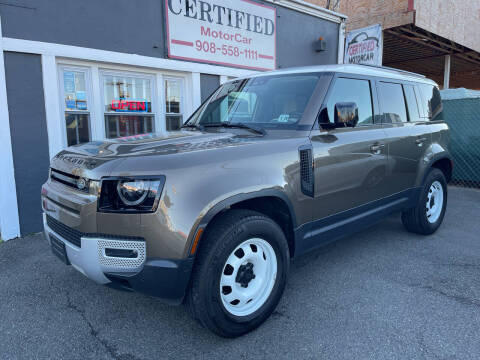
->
left=403, top=84, right=421, bottom=122
left=418, top=84, right=443, bottom=120
left=378, top=82, right=408, bottom=123
left=325, top=78, right=374, bottom=125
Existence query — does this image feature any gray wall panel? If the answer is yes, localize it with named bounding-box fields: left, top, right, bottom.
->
left=275, top=6, right=339, bottom=68
left=0, top=0, right=166, bottom=58
left=200, top=74, right=220, bottom=102
left=4, top=52, right=50, bottom=235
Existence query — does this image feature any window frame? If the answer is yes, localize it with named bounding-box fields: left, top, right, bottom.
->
left=56, top=59, right=193, bottom=146
left=57, top=65, right=93, bottom=147
left=99, top=69, right=157, bottom=139
left=417, top=82, right=442, bottom=120
left=164, top=76, right=185, bottom=131
left=376, top=80, right=410, bottom=124
left=402, top=83, right=423, bottom=123
left=320, top=73, right=377, bottom=127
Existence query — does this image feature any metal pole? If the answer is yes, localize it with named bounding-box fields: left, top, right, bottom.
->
left=443, top=55, right=451, bottom=89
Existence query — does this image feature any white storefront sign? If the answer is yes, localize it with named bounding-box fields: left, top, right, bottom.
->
left=344, top=24, right=382, bottom=66
left=165, top=0, right=276, bottom=71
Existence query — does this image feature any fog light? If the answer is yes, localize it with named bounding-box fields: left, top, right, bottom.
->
left=76, top=178, right=87, bottom=190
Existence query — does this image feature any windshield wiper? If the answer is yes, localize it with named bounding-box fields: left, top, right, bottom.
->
left=203, top=122, right=265, bottom=135
left=181, top=123, right=204, bottom=131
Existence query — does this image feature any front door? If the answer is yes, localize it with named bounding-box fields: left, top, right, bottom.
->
left=310, top=76, right=390, bottom=221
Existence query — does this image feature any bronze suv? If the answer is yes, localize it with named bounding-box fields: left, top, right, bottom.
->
left=42, top=64, right=451, bottom=337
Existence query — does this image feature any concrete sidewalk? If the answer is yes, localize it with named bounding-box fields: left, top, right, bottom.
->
left=1, top=187, right=479, bottom=359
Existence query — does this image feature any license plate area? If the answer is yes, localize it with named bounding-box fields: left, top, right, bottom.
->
left=50, top=234, right=70, bottom=265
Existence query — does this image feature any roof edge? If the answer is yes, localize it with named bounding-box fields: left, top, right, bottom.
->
left=263, top=0, right=347, bottom=23
left=231, top=64, right=438, bottom=85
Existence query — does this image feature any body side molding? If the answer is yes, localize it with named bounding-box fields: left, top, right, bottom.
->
left=294, top=187, right=421, bottom=257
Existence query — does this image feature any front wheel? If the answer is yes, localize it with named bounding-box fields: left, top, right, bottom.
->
left=187, top=210, right=289, bottom=337
left=402, top=168, right=448, bottom=235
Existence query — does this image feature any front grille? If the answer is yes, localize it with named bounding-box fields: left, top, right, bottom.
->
left=46, top=215, right=82, bottom=248
left=46, top=215, right=145, bottom=249
left=50, top=168, right=89, bottom=192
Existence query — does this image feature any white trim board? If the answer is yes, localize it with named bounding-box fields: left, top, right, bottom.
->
left=43, top=55, right=64, bottom=159
left=0, top=18, right=20, bottom=240
left=2, top=37, right=257, bottom=78
left=337, top=21, right=346, bottom=64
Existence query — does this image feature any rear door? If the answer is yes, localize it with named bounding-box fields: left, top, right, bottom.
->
left=378, top=80, right=432, bottom=194
left=310, top=75, right=389, bottom=221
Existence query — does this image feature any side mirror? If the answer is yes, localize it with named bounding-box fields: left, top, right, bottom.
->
left=334, top=102, right=359, bottom=128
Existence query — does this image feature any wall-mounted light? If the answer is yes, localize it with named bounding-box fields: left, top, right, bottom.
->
left=315, top=37, right=327, bottom=52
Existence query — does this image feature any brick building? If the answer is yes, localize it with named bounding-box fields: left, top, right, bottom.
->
left=311, top=0, right=480, bottom=89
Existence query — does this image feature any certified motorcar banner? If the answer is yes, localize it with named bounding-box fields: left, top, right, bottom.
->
left=165, top=0, right=276, bottom=70
left=344, top=24, right=383, bottom=66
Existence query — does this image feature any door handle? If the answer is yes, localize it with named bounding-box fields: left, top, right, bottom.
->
left=370, top=143, right=385, bottom=154
left=415, top=137, right=428, bottom=145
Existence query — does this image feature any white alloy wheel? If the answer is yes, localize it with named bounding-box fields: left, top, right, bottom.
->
left=220, top=238, right=277, bottom=317
left=426, top=180, right=444, bottom=223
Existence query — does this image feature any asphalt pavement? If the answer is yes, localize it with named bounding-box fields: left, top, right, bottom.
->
left=1, top=186, right=479, bottom=360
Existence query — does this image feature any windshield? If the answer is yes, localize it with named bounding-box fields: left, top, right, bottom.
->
left=185, top=73, right=320, bottom=129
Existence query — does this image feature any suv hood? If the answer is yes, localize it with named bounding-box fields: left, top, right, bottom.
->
left=50, top=131, right=260, bottom=178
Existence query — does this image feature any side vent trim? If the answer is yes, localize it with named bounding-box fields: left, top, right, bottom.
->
left=299, top=145, right=314, bottom=197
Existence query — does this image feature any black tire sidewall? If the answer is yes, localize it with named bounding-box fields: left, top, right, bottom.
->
left=201, top=214, right=289, bottom=334
left=419, top=169, right=448, bottom=233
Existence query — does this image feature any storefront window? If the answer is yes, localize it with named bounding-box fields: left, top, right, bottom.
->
left=165, top=78, right=183, bottom=131
left=102, top=73, right=155, bottom=138
left=62, top=69, right=91, bottom=146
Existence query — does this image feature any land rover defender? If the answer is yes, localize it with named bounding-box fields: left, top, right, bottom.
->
left=42, top=64, right=451, bottom=337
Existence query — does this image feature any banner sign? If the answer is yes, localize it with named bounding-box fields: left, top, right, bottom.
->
left=344, top=24, right=383, bottom=66
left=165, top=0, right=276, bottom=71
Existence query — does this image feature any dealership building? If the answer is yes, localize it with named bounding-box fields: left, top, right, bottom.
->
left=0, top=0, right=346, bottom=240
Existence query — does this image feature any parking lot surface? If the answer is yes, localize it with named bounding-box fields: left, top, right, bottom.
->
left=1, top=187, right=479, bottom=360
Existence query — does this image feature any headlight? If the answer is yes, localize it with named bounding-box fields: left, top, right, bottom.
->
left=98, top=176, right=165, bottom=213
left=117, top=180, right=149, bottom=206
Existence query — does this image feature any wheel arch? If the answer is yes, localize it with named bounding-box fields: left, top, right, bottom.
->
left=431, top=157, right=453, bottom=183
left=416, top=143, right=453, bottom=187
left=192, top=190, right=297, bottom=258
left=419, top=154, right=453, bottom=186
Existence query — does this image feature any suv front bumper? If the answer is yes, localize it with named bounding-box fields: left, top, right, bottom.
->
left=43, top=213, right=194, bottom=304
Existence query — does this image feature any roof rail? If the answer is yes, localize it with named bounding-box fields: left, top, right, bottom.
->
left=354, top=63, right=426, bottom=78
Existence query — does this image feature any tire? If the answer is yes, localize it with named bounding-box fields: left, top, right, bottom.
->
left=187, top=209, right=290, bottom=337
left=402, top=168, right=448, bottom=235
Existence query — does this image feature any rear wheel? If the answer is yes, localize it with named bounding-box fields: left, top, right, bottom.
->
left=187, top=209, right=289, bottom=337
left=402, top=168, right=447, bottom=235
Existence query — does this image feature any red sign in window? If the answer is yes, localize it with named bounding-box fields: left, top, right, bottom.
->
left=111, top=100, right=148, bottom=112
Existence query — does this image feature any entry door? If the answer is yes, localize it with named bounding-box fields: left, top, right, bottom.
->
left=311, top=77, right=390, bottom=221
left=377, top=81, right=432, bottom=194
